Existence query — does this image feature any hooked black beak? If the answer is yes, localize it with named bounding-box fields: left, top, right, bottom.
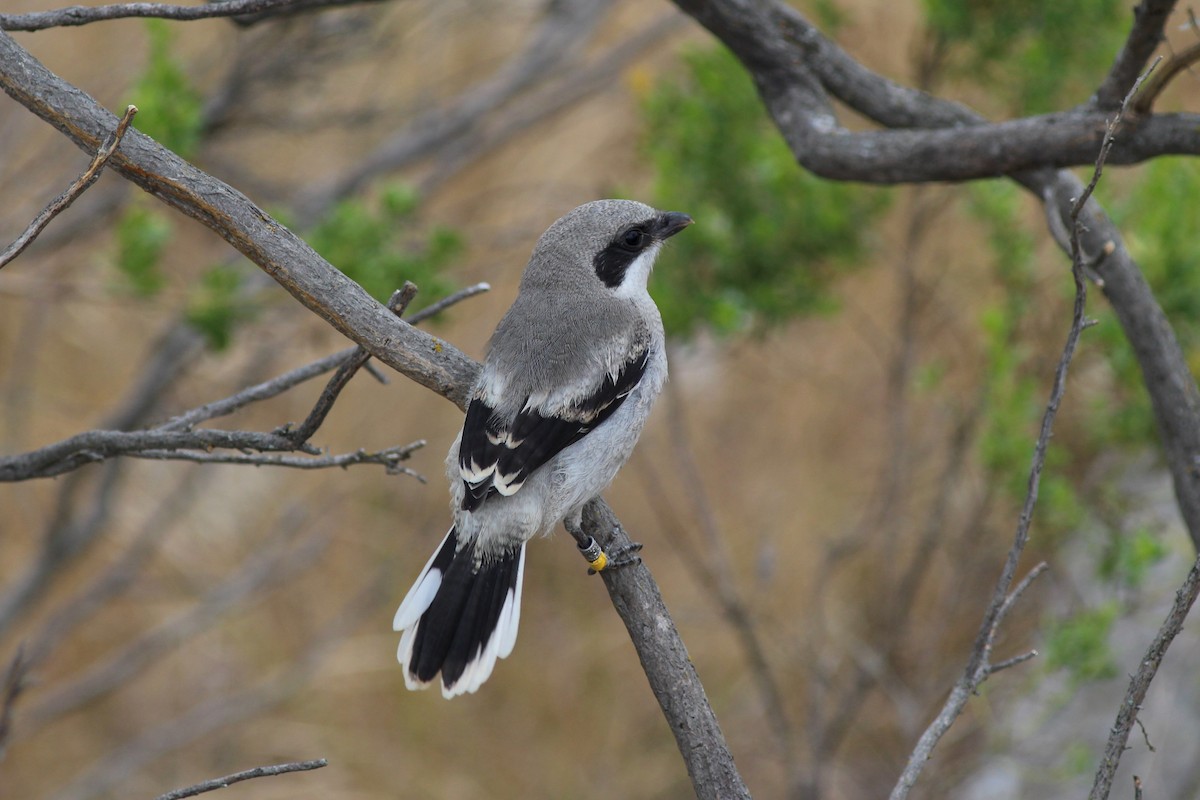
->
left=653, top=211, right=694, bottom=240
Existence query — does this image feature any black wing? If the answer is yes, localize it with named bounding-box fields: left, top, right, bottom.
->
left=457, top=349, right=650, bottom=511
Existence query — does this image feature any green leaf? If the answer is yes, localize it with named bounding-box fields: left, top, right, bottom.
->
left=114, top=205, right=171, bottom=297
left=305, top=184, right=461, bottom=310
left=1045, top=604, right=1119, bottom=687
left=129, top=19, right=204, bottom=157
left=185, top=264, right=258, bottom=350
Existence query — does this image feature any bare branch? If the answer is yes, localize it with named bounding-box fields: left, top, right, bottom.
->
left=128, top=441, right=425, bottom=477
left=287, top=283, right=416, bottom=445
left=888, top=64, right=1155, bottom=800
left=403, top=281, right=491, bottom=325
left=160, top=348, right=360, bottom=432
left=0, top=0, right=368, bottom=32
left=1092, top=0, right=1177, bottom=109
left=0, top=28, right=481, bottom=407
left=1088, top=552, right=1200, bottom=800
left=153, top=759, right=328, bottom=800
left=986, top=649, right=1040, bottom=677
left=673, top=0, right=1200, bottom=550
left=0, top=104, right=136, bottom=270
left=1133, top=41, right=1200, bottom=113
left=581, top=500, right=751, bottom=800
left=0, top=428, right=319, bottom=481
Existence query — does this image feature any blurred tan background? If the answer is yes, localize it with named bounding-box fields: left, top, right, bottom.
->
left=3, top=1, right=1199, bottom=798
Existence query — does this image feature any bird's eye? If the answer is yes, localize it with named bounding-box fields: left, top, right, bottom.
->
left=622, top=228, right=647, bottom=249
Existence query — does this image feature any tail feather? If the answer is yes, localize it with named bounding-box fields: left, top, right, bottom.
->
left=394, top=528, right=526, bottom=698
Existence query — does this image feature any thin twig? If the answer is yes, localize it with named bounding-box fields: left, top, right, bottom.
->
left=0, top=105, right=136, bottom=270
left=153, top=759, right=328, bottom=800
left=403, top=281, right=491, bottom=325
left=887, top=56, right=1157, bottom=800
left=1088, top=552, right=1200, bottom=800
left=1133, top=42, right=1200, bottom=113
left=287, top=283, right=416, bottom=445
left=128, top=442, right=426, bottom=478
left=160, top=283, right=488, bottom=433
left=161, top=348, right=360, bottom=432
left=0, top=282, right=483, bottom=481
left=986, top=649, right=1040, bottom=676
left=1134, top=717, right=1156, bottom=753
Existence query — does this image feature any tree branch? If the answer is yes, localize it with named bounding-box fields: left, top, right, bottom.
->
left=153, top=759, right=328, bottom=800
left=0, top=0, right=375, bottom=32
left=582, top=500, right=751, bottom=800
left=1133, top=40, right=1200, bottom=113
left=128, top=442, right=425, bottom=476
left=670, top=0, right=1200, bottom=553
left=887, top=63, right=1150, bottom=800
left=1092, top=0, right=1177, bottom=109
left=1088, top=552, right=1200, bottom=800
left=285, top=283, right=416, bottom=445
left=0, top=27, right=748, bottom=799
left=0, top=28, right=480, bottom=408
left=0, top=104, right=136, bottom=270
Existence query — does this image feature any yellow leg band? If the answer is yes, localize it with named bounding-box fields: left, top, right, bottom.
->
left=588, top=551, right=608, bottom=572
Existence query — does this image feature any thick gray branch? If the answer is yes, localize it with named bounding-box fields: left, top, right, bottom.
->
left=1091, top=0, right=1177, bottom=109
left=673, top=1, right=1199, bottom=183
left=671, top=0, right=1200, bottom=551
left=582, top=501, right=751, bottom=800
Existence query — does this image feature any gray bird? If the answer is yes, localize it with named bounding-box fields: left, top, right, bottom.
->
left=393, top=199, right=692, bottom=698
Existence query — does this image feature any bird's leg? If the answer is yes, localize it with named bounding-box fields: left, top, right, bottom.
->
left=564, top=512, right=643, bottom=575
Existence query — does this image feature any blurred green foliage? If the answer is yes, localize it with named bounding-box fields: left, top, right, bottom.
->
left=185, top=265, right=257, bottom=351
left=922, top=0, right=1126, bottom=113
left=1090, top=157, right=1200, bottom=443
left=305, top=185, right=461, bottom=308
left=1045, top=603, right=1119, bottom=687
left=117, top=27, right=462, bottom=347
left=113, top=19, right=201, bottom=299
left=970, top=181, right=1084, bottom=534
left=641, top=45, right=888, bottom=338
left=114, top=204, right=171, bottom=297
left=129, top=19, right=204, bottom=159
left=1099, top=525, right=1170, bottom=590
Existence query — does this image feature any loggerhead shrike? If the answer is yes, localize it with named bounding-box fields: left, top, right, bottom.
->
left=393, top=199, right=692, bottom=698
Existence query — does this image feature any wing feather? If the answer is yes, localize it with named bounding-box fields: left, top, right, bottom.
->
left=457, top=347, right=650, bottom=511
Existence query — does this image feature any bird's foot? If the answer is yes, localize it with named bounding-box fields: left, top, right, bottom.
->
left=577, top=536, right=643, bottom=575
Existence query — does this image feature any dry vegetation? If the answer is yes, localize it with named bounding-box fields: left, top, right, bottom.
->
left=2, top=0, right=1198, bottom=798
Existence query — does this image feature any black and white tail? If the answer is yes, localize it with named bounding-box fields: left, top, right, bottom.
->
left=393, top=527, right=526, bottom=698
